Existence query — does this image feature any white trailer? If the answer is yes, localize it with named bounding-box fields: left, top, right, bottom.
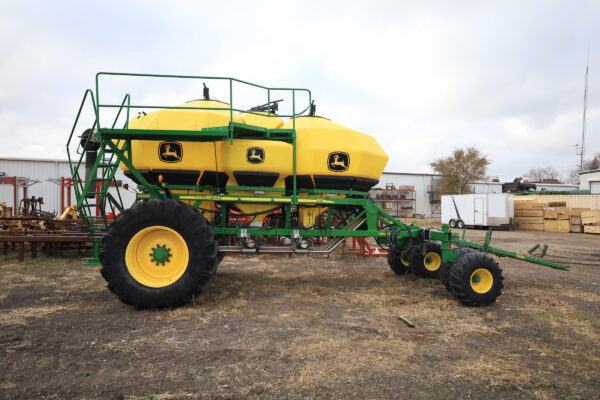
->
left=441, top=193, right=514, bottom=228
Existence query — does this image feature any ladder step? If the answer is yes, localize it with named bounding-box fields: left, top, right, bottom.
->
left=86, top=190, right=112, bottom=195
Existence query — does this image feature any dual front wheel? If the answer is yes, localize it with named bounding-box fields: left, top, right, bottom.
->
left=387, top=242, right=503, bottom=306
left=388, top=242, right=443, bottom=278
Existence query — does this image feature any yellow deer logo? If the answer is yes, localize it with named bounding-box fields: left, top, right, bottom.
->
left=158, top=142, right=183, bottom=163
left=162, top=144, right=180, bottom=159
left=249, top=149, right=263, bottom=162
left=328, top=152, right=349, bottom=172
left=330, top=155, right=347, bottom=169
left=246, top=147, right=265, bottom=164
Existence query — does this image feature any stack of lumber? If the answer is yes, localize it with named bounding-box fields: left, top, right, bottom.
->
left=514, top=198, right=545, bottom=231
left=569, top=209, right=589, bottom=233
left=581, top=210, right=600, bottom=234
left=543, top=202, right=570, bottom=233
left=514, top=196, right=600, bottom=233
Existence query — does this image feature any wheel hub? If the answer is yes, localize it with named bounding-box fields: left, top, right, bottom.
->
left=150, top=244, right=171, bottom=265
left=470, top=268, right=494, bottom=293
left=424, top=252, right=442, bottom=271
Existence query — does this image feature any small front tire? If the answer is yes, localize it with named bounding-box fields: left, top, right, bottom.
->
left=409, top=242, right=442, bottom=278
left=439, top=247, right=474, bottom=291
left=448, top=252, right=504, bottom=307
left=388, top=247, right=413, bottom=275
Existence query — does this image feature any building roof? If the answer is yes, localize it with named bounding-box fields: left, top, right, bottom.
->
left=579, top=169, right=600, bottom=175
left=382, top=171, right=440, bottom=176
left=0, top=156, right=69, bottom=163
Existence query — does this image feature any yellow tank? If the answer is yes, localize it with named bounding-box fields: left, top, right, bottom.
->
left=222, top=138, right=292, bottom=218
left=121, top=100, right=241, bottom=188
left=282, top=116, right=388, bottom=192
left=222, top=112, right=288, bottom=218
left=239, top=112, right=284, bottom=129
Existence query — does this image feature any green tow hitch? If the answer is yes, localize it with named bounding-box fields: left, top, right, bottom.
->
left=450, top=229, right=568, bottom=271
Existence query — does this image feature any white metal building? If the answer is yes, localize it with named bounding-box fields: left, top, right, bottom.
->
left=469, top=182, right=503, bottom=193
left=0, top=157, right=136, bottom=215
left=579, top=169, right=600, bottom=194
left=536, top=183, right=579, bottom=192
left=378, top=172, right=440, bottom=217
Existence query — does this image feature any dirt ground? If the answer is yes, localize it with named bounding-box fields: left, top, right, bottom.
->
left=1, top=228, right=599, bottom=400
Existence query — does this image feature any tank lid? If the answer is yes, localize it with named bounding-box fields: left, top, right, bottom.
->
left=185, top=99, right=230, bottom=105
left=292, top=115, right=331, bottom=121
left=248, top=99, right=283, bottom=114
left=297, top=100, right=330, bottom=120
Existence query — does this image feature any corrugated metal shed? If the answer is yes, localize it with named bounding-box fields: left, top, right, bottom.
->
left=0, top=157, right=136, bottom=215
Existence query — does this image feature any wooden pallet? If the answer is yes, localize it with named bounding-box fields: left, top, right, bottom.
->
left=583, top=225, right=600, bottom=234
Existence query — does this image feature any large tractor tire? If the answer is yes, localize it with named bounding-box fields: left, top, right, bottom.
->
left=439, top=247, right=474, bottom=291
left=100, top=198, right=219, bottom=309
left=447, top=252, right=504, bottom=307
left=409, top=242, right=442, bottom=278
left=387, top=247, right=413, bottom=275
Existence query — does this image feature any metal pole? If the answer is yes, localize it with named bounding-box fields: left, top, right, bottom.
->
left=61, top=177, right=65, bottom=213
left=580, top=64, right=588, bottom=170
left=292, top=90, right=297, bottom=204
left=13, top=176, right=17, bottom=213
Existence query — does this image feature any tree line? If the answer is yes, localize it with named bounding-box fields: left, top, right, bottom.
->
left=429, top=146, right=599, bottom=194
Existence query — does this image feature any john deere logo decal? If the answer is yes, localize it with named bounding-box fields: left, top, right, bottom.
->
left=328, top=152, right=349, bottom=172
left=247, top=147, right=264, bottom=164
left=159, top=142, right=183, bottom=163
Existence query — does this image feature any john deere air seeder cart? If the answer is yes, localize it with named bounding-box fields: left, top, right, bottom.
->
left=67, top=73, right=567, bottom=309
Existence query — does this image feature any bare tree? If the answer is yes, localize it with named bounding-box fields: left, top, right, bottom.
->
left=585, top=153, right=600, bottom=171
left=566, top=153, right=600, bottom=184
left=526, top=166, right=561, bottom=182
left=566, top=169, right=580, bottom=185
left=430, top=146, right=490, bottom=194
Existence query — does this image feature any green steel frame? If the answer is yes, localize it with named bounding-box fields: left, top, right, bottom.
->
left=67, top=72, right=568, bottom=271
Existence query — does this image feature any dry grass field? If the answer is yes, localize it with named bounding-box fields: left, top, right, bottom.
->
left=1, top=229, right=599, bottom=399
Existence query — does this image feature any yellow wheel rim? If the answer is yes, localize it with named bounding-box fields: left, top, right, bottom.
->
left=125, top=226, right=189, bottom=288
left=400, top=251, right=410, bottom=267
left=470, top=268, right=494, bottom=293
left=424, top=252, right=442, bottom=271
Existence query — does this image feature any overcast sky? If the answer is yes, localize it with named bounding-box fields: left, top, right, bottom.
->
left=1, top=0, right=598, bottom=181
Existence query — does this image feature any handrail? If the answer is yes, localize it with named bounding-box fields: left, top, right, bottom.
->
left=83, top=73, right=314, bottom=205
left=66, top=89, right=97, bottom=179
left=94, top=72, right=312, bottom=130
left=67, top=90, right=131, bottom=226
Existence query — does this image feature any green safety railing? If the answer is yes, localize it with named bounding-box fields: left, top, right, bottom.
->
left=93, top=72, right=313, bottom=202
